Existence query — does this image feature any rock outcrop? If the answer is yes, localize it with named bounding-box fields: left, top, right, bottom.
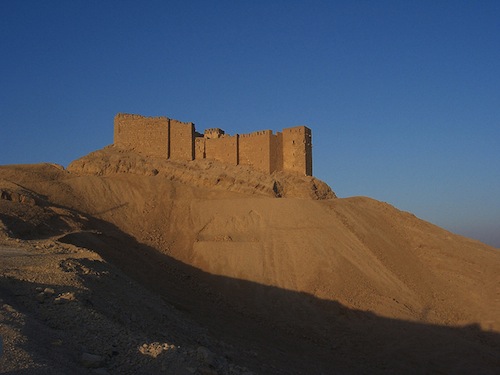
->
left=67, top=145, right=335, bottom=200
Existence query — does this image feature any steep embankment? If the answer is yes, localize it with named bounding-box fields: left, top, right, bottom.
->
left=67, top=150, right=498, bottom=330
left=1, top=151, right=499, bottom=374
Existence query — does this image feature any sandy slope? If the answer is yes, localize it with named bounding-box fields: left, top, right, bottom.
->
left=0, top=149, right=499, bottom=374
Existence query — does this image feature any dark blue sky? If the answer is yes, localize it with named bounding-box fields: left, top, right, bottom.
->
left=1, top=1, right=499, bottom=247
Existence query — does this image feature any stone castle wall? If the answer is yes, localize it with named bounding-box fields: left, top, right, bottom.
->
left=113, top=113, right=312, bottom=176
left=169, top=119, right=195, bottom=161
left=239, top=130, right=274, bottom=174
left=114, top=114, right=170, bottom=158
left=271, top=132, right=284, bottom=174
left=204, top=135, right=239, bottom=166
left=194, top=137, right=206, bottom=160
left=282, top=126, right=312, bottom=176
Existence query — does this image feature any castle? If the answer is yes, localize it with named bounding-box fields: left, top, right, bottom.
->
left=114, top=113, right=312, bottom=176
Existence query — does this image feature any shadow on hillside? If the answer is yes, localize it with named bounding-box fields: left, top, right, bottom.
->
left=0, top=210, right=76, bottom=240
left=2, top=209, right=499, bottom=374
left=54, top=216, right=500, bottom=375
left=0, top=277, right=99, bottom=375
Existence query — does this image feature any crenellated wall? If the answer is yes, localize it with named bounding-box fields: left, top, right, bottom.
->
left=204, top=135, right=238, bottom=166
left=169, top=119, right=195, bottom=161
left=239, top=130, right=274, bottom=174
left=114, top=114, right=195, bottom=161
left=114, top=114, right=170, bottom=158
left=282, top=126, right=312, bottom=176
left=113, top=113, right=312, bottom=176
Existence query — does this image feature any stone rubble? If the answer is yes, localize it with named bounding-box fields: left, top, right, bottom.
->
left=0, top=238, right=256, bottom=374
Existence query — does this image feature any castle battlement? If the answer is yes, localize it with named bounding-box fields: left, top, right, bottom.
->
left=239, top=129, right=274, bottom=138
left=113, top=113, right=312, bottom=176
left=204, top=128, right=225, bottom=139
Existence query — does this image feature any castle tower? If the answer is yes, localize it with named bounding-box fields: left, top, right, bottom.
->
left=281, top=126, right=312, bottom=176
left=204, top=128, right=225, bottom=139
left=113, top=113, right=195, bottom=161
left=114, top=114, right=170, bottom=158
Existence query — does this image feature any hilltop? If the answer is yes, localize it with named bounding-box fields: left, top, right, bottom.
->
left=0, top=147, right=499, bottom=374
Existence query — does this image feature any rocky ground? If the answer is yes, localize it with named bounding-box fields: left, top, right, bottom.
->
left=1, top=154, right=499, bottom=374
left=0, top=237, right=253, bottom=375
left=67, top=145, right=335, bottom=200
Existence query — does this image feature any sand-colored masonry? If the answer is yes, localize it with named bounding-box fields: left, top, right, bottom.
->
left=114, top=113, right=312, bottom=176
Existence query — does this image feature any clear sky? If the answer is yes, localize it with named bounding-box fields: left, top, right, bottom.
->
left=1, top=1, right=499, bottom=247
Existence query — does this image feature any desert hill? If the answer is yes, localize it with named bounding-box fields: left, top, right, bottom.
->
left=0, top=146, right=499, bottom=374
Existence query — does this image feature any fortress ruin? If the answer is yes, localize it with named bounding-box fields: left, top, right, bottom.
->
left=114, top=113, right=312, bottom=176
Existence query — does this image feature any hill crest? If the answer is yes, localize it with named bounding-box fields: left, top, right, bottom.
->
left=67, top=145, right=335, bottom=200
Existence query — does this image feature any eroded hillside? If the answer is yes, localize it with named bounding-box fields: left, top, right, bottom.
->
left=1, top=151, right=499, bottom=374
left=68, top=145, right=334, bottom=200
